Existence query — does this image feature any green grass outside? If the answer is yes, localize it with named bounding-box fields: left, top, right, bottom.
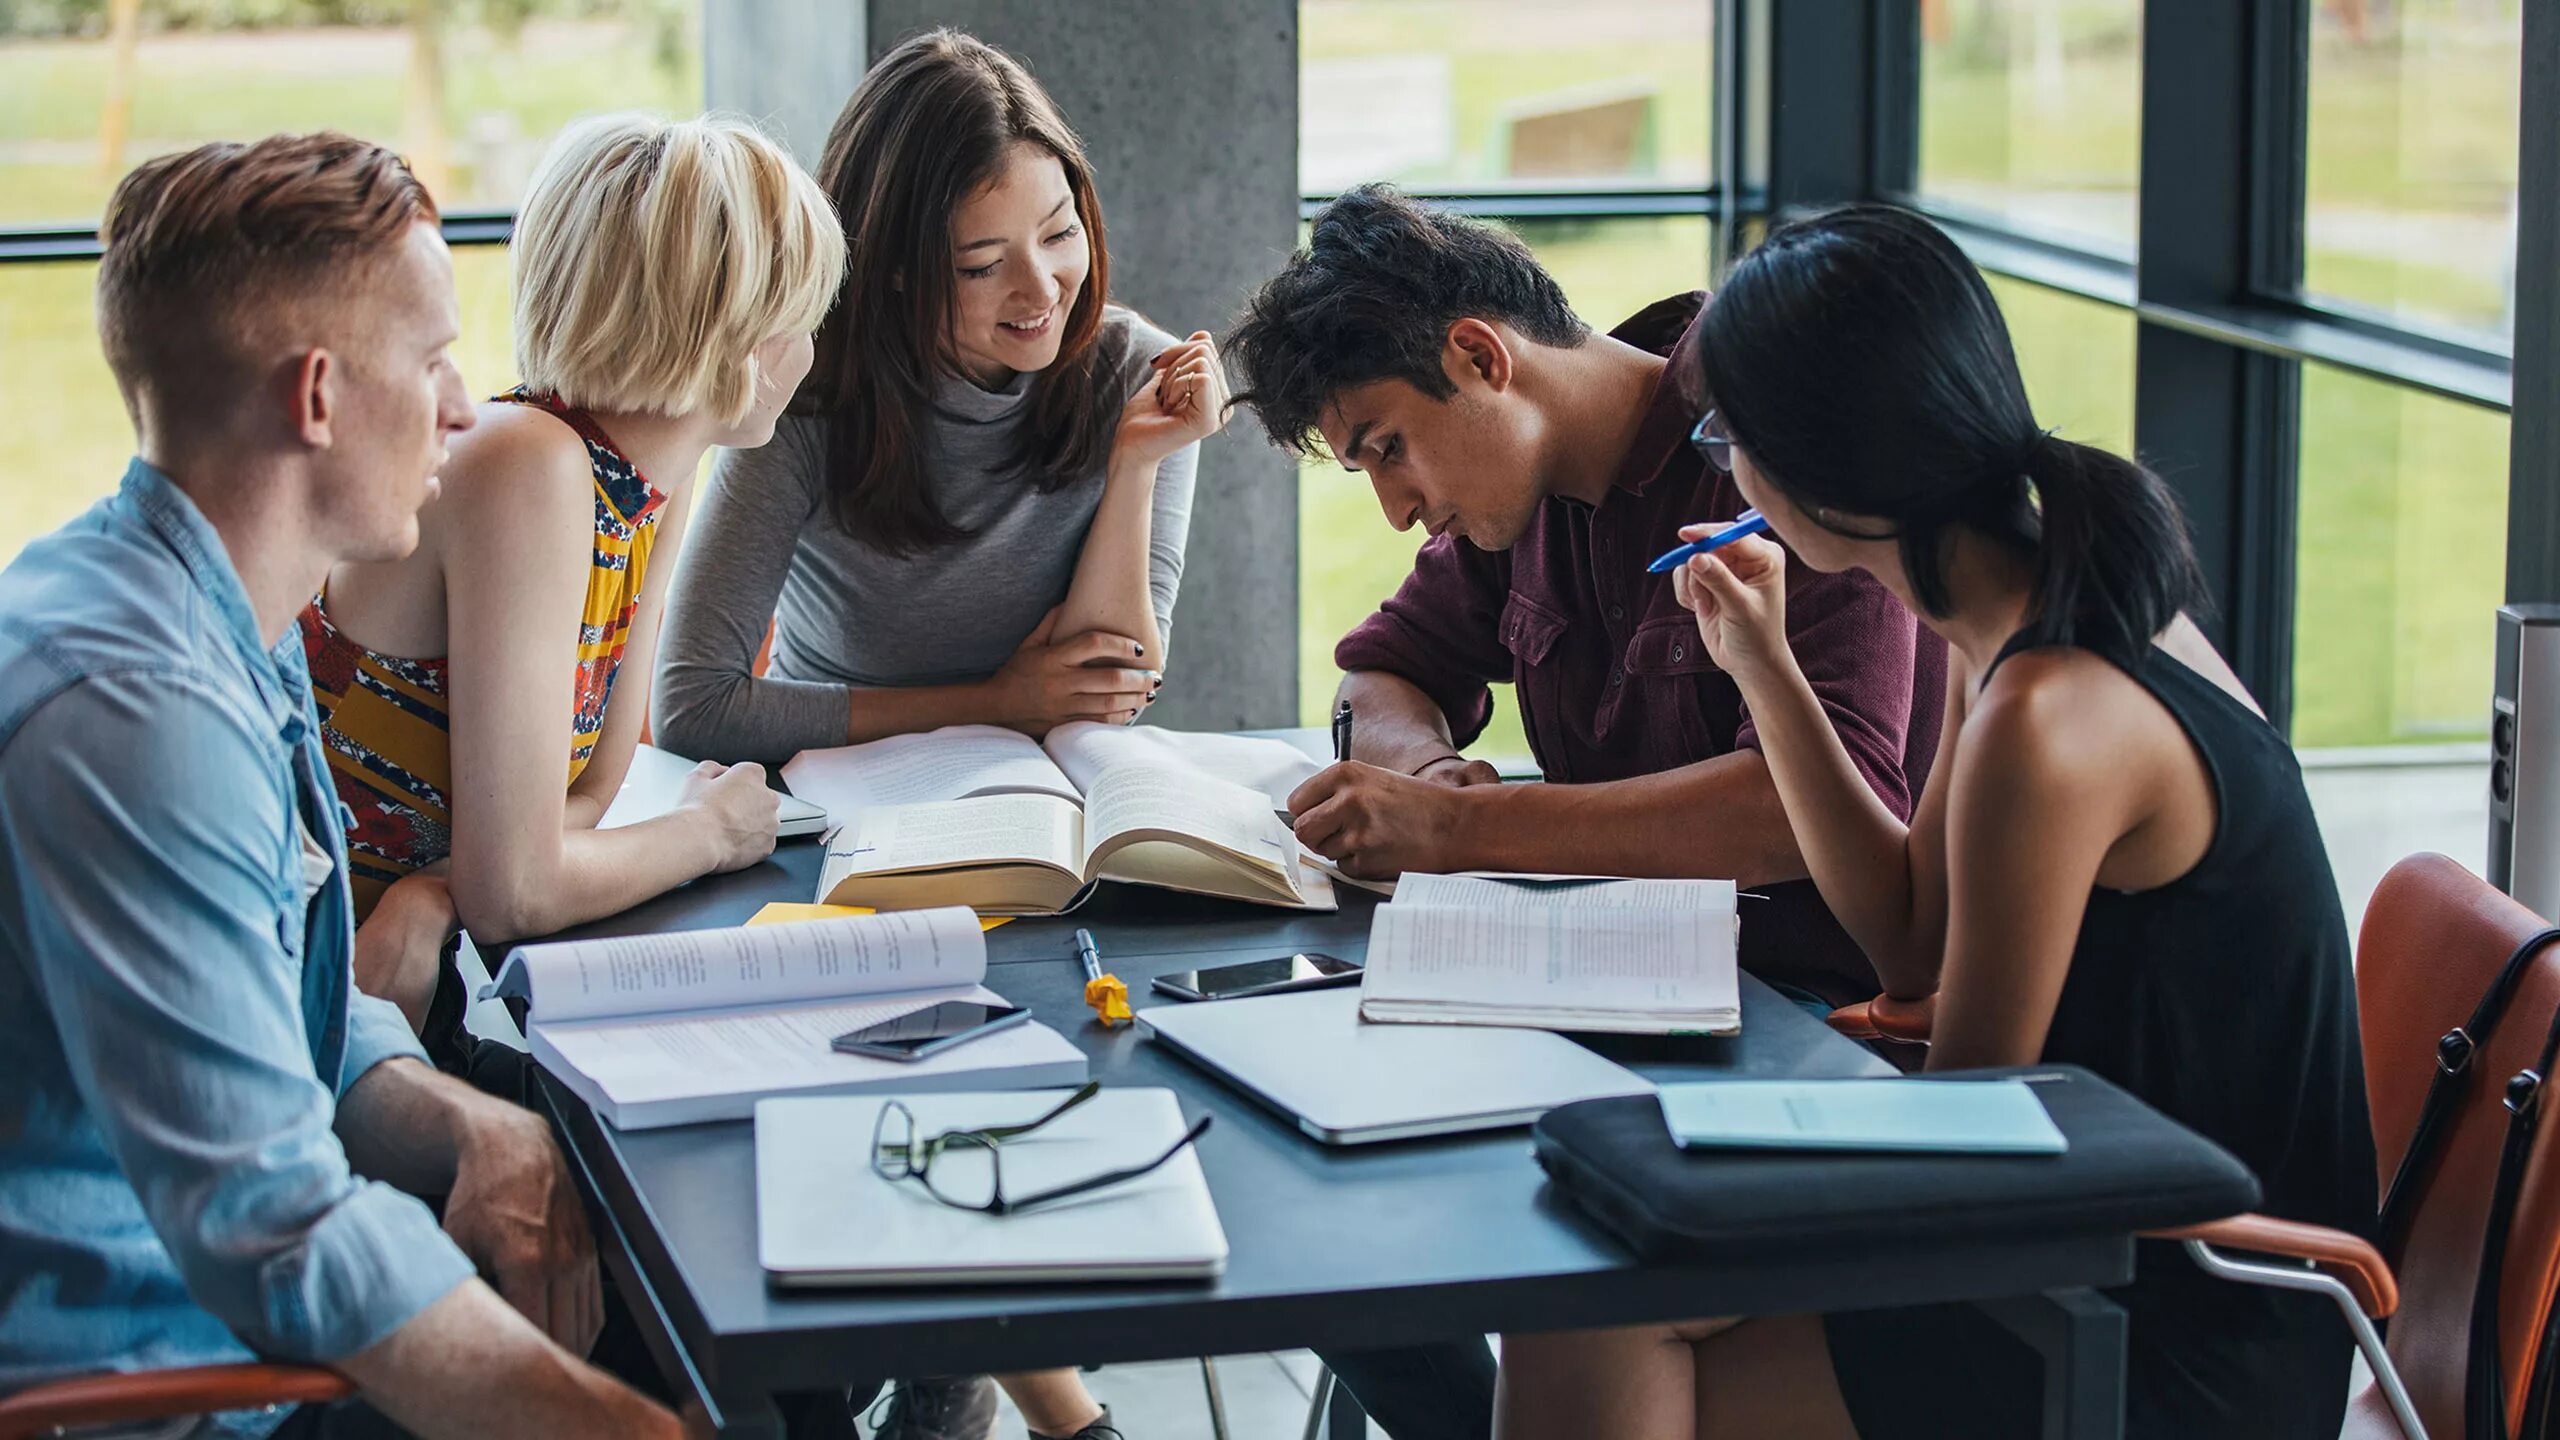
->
left=0, top=9, right=2522, bottom=751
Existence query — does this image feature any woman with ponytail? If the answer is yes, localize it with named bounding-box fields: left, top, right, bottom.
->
left=1495, top=205, right=2375, bottom=1438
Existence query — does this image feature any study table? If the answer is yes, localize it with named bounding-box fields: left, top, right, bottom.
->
left=525, top=734, right=2147, bottom=1440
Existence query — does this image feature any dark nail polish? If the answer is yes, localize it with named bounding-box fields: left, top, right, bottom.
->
left=1134, top=643, right=1146, bottom=657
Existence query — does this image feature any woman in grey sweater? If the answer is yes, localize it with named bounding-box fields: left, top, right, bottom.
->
left=653, top=28, right=1223, bottom=772
left=649, top=30, right=1221, bottom=1440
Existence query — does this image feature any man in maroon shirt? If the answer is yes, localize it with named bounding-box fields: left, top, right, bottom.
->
left=1231, top=185, right=1945, bottom=1011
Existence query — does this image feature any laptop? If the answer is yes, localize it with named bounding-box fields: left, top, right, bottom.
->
left=602, top=742, right=828, bottom=838
left=1137, top=987, right=1654, bottom=1145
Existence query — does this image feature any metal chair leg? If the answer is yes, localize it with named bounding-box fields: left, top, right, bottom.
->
left=1300, top=1366, right=1335, bottom=1440
left=1197, top=1356, right=1231, bottom=1440
left=2180, top=1240, right=2427, bottom=1440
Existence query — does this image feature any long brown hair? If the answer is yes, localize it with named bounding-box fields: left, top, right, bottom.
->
left=802, top=28, right=1115, bottom=555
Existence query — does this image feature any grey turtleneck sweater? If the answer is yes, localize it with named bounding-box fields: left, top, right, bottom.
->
left=652, top=306, right=1196, bottom=765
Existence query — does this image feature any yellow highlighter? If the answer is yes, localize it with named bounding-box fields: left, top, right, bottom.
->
left=1073, top=927, right=1131, bottom=1027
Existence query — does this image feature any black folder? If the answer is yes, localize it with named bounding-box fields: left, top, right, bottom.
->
left=1533, top=1065, right=2262, bottom=1262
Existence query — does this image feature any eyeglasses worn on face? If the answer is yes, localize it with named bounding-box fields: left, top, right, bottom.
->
left=870, top=1081, right=1214, bottom=1216
left=1690, top=409, right=1734, bottom=475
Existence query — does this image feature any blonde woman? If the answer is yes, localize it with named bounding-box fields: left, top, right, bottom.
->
left=302, top=113, right=845, bottom=1040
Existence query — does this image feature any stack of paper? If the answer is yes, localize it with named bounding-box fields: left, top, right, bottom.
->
left=1358, top=874, right=1741, bottom=1036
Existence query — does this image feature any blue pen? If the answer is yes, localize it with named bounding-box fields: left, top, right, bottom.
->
left=1646, top=509, right=1770, bottom=573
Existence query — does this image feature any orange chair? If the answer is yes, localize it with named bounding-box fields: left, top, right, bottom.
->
left=1824, top=853, right=2560, bottom=1440
left=0, top=1362, right=350, bottom=1440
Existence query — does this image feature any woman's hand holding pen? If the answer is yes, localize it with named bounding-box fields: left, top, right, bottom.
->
left=1113, top=330, right=1230, bottom=469
left=1670, top=528, right=1794, bottom=690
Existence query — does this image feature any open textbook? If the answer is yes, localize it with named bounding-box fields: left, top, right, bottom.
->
left=485, top=907, right=1086, bottom=1129
left=792, top=724, right=1335, bottom=915
left=781, top=721, right=1324, bottom=817
left=1359, top=874, right=1741, bottom=1036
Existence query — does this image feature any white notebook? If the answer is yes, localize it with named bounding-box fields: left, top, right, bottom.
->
left=756, top=1087, right=1228, bottom=1285
left=1659, top=1079, right=2070, bottom=1155
left=488, top=908, right=1087, bottom=1130
left=780, top=721, right=1322, bottom=819
left=1138, top=987, right=1655, bottom=1145
left=1358, top=874, right=1741, bottom=1036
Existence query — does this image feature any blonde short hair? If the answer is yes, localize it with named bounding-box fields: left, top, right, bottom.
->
left=512, top=113, right=844, bottom=424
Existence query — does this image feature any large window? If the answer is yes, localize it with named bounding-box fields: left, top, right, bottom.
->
left=0, top=1, right=700, bottom=229
left=0, top=1, right=700, bottom=564
left=2302, top=0, right=2522, bottom=343
left=1990, top=275, right=2137, bottom=456
left=1916, top=0, right=2143, bottom=254
left=2292, top=365, right=2510, bottom=749
left=1298, top=0, right=1712, bottom=193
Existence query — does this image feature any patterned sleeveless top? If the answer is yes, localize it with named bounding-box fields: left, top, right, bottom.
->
left=300, top=388, right=669, bottom=918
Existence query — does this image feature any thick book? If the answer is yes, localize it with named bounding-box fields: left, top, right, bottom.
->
left=757, top=1087, right=1228, bottom=1286
left=794, top=724, right=1334, bottom=915
left=1358, top=874, right=1741, bottom=1036
left=486, top=908, right=1087, bottom=1130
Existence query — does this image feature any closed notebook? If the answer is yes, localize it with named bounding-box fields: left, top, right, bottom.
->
left=1657, top=1078, right=2069, bottom=1155
left=756, top=1087, right=1228, bottom=1286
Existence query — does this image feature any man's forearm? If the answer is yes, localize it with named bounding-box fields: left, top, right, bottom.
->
left=1337, top=669, right=1471, bottom=774
left=1454, top=749, right=1808, bottom=888
left=335, top=1057, right=473, bottom=1194
left=342, top=1280, right=683, bottom=1440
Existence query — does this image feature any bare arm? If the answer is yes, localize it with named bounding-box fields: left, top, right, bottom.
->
left=1925, top=683, right=2122, bottom=1070
left=338, top=1281, right=683, bottom=1440
left=439, top=415, right=774, bottom=941
left=1053, top=332, right=1226, bottom=658
left=1674, top=534, right=1961, bottom=996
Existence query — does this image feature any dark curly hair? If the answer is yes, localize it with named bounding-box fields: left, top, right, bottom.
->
left=1227, top=184, right=1590, bottom=457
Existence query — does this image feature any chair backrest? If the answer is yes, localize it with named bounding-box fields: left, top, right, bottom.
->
left=2356, top=852, right=2560, bottom=1436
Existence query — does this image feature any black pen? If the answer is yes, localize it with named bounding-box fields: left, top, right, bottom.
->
left=1332, top=699, right=1354, bottom=764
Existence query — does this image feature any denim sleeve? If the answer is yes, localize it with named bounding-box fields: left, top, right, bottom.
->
left=1, top=673, right=474, bottom=1361
left=340, top=990, right=430, bottom=1095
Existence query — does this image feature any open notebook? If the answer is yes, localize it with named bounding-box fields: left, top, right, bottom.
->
left=794, top=725, right=1335, bottom=915
left=485, top=908, right=1086, bottom=1129
left=1359, top=874, right=1741, bottom=1036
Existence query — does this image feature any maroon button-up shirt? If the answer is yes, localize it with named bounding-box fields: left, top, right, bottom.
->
left=1334, top=292, right=1947, bottom=1006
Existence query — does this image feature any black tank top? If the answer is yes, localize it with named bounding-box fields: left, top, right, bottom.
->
left=1831, top=635, right=2379, bottom=1439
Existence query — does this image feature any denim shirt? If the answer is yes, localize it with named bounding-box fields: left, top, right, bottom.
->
left=0, top=461, right=474, bottom=1434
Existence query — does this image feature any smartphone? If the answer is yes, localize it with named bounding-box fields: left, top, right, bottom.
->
left=1151, top=952, right=1364, bottom=1002
left=830, top=1001, right=1032, bottom=1061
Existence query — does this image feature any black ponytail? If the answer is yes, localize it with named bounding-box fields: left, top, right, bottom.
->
left=1692, top=203, right=2205, bottom=657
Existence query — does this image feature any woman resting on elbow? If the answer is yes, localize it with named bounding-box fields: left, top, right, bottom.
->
left=649, top=27, right=1225, bottom=768
left=1494, top=206, right=2376, bottom=1439
left=304, top=112, right=846, bottom=1025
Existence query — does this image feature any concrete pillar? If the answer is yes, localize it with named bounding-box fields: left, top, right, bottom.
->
left=702, top=1, right=867, bottom=170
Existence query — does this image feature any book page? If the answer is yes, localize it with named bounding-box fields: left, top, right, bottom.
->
left=1363, top=881, right=1737, bottom=1017
left=1079, top=764, right=1298, bottom=881
left=781, top=725, right=1078, bottom=821
left=489, top=907, right=987, bottom=1024
left=1044, top=722, right=1324, bottom=813
left=827, top=792, right=1084, bottom=879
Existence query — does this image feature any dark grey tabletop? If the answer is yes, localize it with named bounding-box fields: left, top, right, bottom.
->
left=534, top=834, right=2139, bottom=1417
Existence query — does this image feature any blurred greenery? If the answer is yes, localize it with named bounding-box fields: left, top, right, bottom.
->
left=0, top=3, right=2522, bottom=752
